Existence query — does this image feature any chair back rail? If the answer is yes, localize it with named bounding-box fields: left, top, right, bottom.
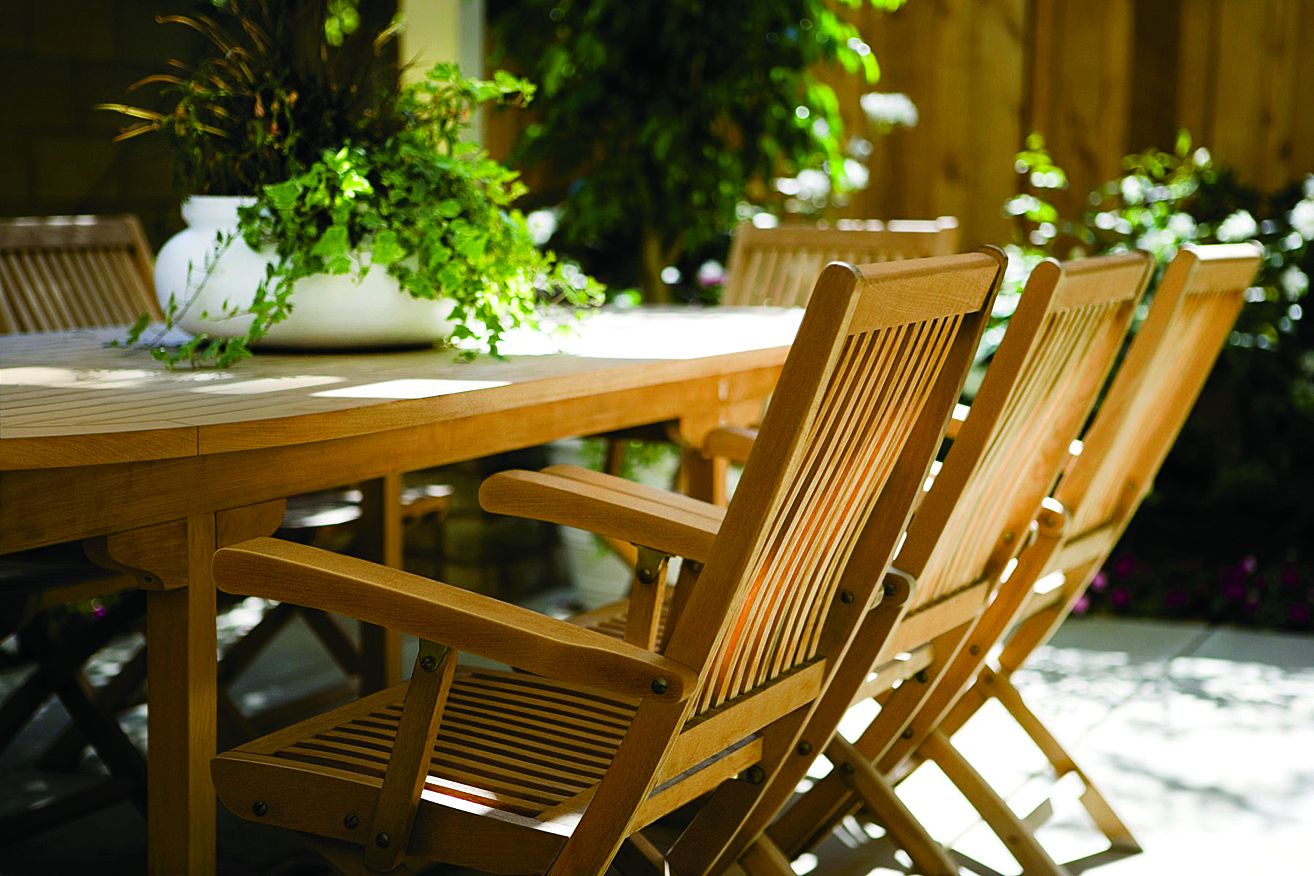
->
left=0, top=214, right=160, bottom=333
left=721, top=218, right=960, bottom=307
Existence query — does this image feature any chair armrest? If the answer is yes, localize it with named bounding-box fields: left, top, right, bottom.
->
left=702, top=426, right=758, bottom=464
left=212, top=537, right=698, bottom=704
left=479, top=465, right=724, bottom=563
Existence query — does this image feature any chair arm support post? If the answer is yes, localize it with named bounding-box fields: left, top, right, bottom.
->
left=212, top=538, right=698, bottom=704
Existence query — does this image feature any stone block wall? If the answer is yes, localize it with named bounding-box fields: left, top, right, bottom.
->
left=0, top=2, right=206, bottom=246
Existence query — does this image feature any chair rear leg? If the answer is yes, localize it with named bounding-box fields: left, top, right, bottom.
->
left=829, top=736, right=959, bottom=876
left=921, top=729, right=1070, bottom=876
left=984, top=669, right=1140, bottom=853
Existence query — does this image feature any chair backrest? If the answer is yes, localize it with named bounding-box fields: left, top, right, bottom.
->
left=665, top=252, right=1000, bottom=716
left=721, top=218, right=960, bottom=307
left=0, top=214, right=161, bottom=333
left=883, top=252, right=1153, bottom=653
left=1058, top=244, right=1262, bottom=537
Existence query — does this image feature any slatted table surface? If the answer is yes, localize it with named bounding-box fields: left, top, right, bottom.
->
left=0, top=307, right=802, bottom=471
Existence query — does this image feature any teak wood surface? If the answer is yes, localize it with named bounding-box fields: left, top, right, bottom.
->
left=206, top=253, right=1002, bottom=875
left=0, top=306, right=800, bottom=875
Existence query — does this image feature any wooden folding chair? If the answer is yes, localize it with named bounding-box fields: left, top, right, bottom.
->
left=208, top=252, right=1001, bottom=874
left=855, top=243, right=1263, bottom=874
left=721, top=217, right=961, bottom=307
left=684, top=252, right=1148, bottom=875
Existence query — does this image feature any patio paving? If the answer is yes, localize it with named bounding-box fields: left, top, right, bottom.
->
left=1, top=611, right=1310, bottom=874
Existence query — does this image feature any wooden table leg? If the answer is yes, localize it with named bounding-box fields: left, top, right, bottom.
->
left=86, top=501, right=284, bottom=876
left=357, top=474, right=404, bottom=693
left=676, top=411, right=730, bottom=505
left=147, top=528, right=216, bottom=875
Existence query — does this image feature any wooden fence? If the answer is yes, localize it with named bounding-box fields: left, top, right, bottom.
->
left=831, top=0, right=1314, bottom=248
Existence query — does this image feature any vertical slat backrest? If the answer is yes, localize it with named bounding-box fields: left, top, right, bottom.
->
left=1059, top=244, right=1262, bottom=535
left=891, top=254, right=1153, bottom=632
left=0, top=215, right=161, bottom=334
left=662, top=253, right=1001, bottom=717
left=721, top=218, right=960, bottom=307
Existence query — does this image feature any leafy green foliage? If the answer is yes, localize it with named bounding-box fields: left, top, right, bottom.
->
left=102, top=0, right=403, bottom=195
left=488, top=0, right=904, bottom=298
left=107, top=3, right=600, bottom=368
left=1003, top=133, right=1314, bottom=625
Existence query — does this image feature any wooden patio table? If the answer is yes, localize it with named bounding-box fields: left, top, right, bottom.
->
left=0, top=306, right=800, bottom=875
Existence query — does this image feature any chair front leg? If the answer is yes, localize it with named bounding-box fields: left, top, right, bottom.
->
left=363, top=641, right=457, bottom=873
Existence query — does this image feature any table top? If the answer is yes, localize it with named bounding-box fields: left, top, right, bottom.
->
left=0, top=307, right=801, bottom=471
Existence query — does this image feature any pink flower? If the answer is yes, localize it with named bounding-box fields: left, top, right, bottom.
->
left=1289, top=604, right=1311, bottom=625
left=1091, top=571, right=1109, bottom=592
left=1072, top=595, right=1090, bottom=615
left=1110, top=587, right=1131, bottom=608
left=1112, top=556, right=1136, bottom=578
left=1241, top=555, right=1258, bottom=575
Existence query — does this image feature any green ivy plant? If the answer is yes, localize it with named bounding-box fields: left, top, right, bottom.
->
left=106, top=2, right=600, bottom=367
left=488, top=0, right=905, bottom=300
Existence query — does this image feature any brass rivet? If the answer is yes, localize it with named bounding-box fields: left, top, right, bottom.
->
left=420, top=654, right=437, bottom=673
left=797, top=741, right=813, bottom=756
left=743, top=766, right=765, bottom=785
left=901, top=728, right=914, bottom=740
left=252, top=801, right=268, bottom=817
left=1002, top=531, right=1015, bottom=543
left=375, top=833, right=391, bottom=849
left=841, top=762, right=856, bottom=775
left=343, top=813, right=359, bottom=829
left=915, top=670, right=930, bottom=684
left=969, top=645, right=981, bottom=656
left=840, top=590, right=856, bottom=604
left=883, top=581, right=897, bottom=598
left=637, top=566, right=658, bottom=585
left=651, top=678, right=669, bottom=695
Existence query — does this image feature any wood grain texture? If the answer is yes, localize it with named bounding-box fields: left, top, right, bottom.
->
left=208, top=253, right=999, bottom=876
left=0, top=308, right=799, bottom=470
left=212, top=537, right=698, bottom=705
left=0, top=214, right=161, bottom=334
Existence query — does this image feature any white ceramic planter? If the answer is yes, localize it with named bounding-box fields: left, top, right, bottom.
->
left=154, top=195, right=456, bottom=348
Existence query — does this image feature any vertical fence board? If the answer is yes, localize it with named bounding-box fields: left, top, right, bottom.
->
left=482, top=1, right=1314, bottom=258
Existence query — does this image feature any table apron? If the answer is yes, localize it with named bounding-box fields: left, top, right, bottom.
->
left=0, top=365, right=781, bottom=553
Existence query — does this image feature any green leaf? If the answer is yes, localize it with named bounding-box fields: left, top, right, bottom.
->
left=264, top=179, right=303, bottom=211
left=371, top=229, right=405, bottom=266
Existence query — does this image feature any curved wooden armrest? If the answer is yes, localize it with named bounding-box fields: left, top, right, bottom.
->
left=702, top=426, right=758, bottom=464
left=212, top=537, right=697, bottom=703
left=479, top=465, right=724, bottom=563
